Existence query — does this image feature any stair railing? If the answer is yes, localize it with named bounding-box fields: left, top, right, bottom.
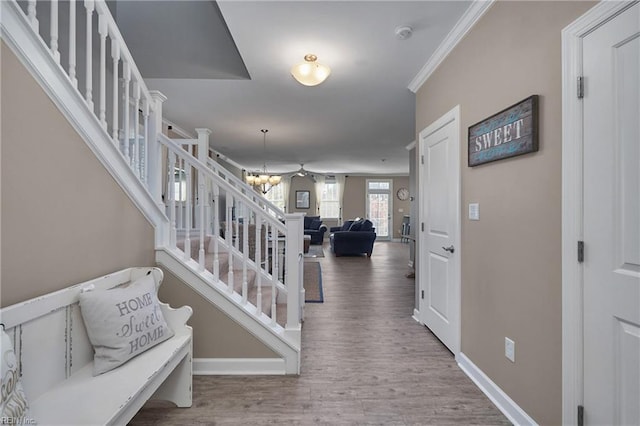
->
left=159, top=134, right=304, bottom=333
left=4, top=0, right=304, bottom=336
left=7, top=0, right=165, bottom=200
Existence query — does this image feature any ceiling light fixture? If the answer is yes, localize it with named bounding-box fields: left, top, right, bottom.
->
left=290, top=54, right=331, bottom=87
left=245, top=129, right=281, bottom=194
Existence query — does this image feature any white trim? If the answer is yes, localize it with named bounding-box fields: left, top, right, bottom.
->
left=163, top=118, right=195, bottom=139
left=194, top=358, right=286, bottom=375
left=405, top=140, right=416, bottom=151
left=561, top=2, right=638, bottom=424
left=458, top=353, right=537, bottom=426
left=408, top=0, right=494, bottom=93
left=412, top=309, right=422, bottom=324
left=155, top=248, right=301, bottom=374
left=417, top=105, right=461, bottom=357
left=0, top=1, right=169, bottom=247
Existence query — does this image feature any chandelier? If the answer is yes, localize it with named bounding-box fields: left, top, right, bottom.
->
left=245, top=129, right=282, bottom=194
left=290, top=54, right=331, bottom=87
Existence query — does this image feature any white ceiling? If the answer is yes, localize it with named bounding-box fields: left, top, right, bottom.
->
left=116, top=1, right=472, bottom=175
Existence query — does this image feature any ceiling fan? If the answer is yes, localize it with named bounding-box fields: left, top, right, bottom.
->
left=285, top=164, right=317, bottom=182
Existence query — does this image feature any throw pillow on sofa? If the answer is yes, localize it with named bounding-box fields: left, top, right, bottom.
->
left=79, top=273, right=174, bottom=375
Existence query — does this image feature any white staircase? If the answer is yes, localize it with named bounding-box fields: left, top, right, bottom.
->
left=0, top=0, right=303, bottom=373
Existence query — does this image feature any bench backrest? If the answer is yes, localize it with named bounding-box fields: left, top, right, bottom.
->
left=0, top=267, right=164, bottom=402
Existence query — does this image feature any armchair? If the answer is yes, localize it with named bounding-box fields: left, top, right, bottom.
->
left=329, top=219, right=377, bottom=257
left=304, top=215, right=328, bottom=245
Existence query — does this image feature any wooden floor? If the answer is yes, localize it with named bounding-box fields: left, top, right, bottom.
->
left=131, top=242, right=509, bottom=425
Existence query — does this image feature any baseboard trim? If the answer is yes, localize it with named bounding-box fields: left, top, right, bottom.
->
left=194, top=358, right=286, bottom=375
left=457, top=352, right=538, bottom=426
left=412, top=309, right=422, bottom=324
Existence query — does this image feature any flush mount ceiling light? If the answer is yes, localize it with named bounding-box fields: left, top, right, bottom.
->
left=290, top=54, right=331, bottom=87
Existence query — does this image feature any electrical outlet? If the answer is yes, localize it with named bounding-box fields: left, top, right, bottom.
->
left=505, top=337, right=515, bottom=362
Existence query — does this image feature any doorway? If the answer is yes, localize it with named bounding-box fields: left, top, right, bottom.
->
left=418, top=105, right=461, bottom=356
left=562, top=2, right=639, bottom=424
left=366, top=179, right=392, bottom=240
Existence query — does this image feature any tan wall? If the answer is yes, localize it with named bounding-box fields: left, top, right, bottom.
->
left=158, top=269, right=278, bottom=358
left=415, top=2, right=594, bottom=424
left=288, top=176, right=317, bottom=214
left=0, top=42, right=155, bottom=306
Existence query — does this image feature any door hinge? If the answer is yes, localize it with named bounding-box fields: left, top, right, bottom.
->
left=421, top=155, right=424, bottom=165
left=421, top=222, right=425, bottom=232
left=421, top=290, right=425, bottom=299
left=578, top=241, right=584, bottom=263
left=577, top=405, right=584, bottom=426
left=577, top=76, right=584, bottom=99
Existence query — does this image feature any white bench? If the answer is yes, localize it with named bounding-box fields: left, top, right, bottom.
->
left=0, top=267, right=193, bottom=425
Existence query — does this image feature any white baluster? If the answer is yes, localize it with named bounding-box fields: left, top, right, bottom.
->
left=184, top=163, right=192, bottom=261
left=141, top=97, right=149, bottom=184
left=212, top=184, right=220, bottom=281
left=97, top=12, right=107, bottom=129
left=84, top=0, right=94, bottom=111
left=132, top=81, right=141, bottom=177
left=122, top=61, right=131, bottom=164
left=110, top=38, right=120, bottom=142
left=27, top=0, right=38, bottom=32
left=177, top=158, right=184, bottom=230
left=198, top=179, right=206, bottom=271
left=226, top=198, right=234, bottom=294
left=271, top=228, right=279, bottom=326
left=147, top=91, right=167, bottom=212
left=68, top=0, right=77, bottom=88
left=242, top=207, right=248, bottom=305
left=169, top=152, right=177, bottom=247
left=50, top=0, right=60, bottom=63
left=256, top=217, right=263, bottom=315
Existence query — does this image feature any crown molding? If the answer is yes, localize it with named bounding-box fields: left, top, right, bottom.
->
left=408, top=0, right=495, bottom=93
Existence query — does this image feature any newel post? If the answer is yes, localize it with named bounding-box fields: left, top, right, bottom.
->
left=147, top=90, right=167, bottom=210
left=284, top=213, right=304, bottom=340
left=195, top=128, right=212, bottom=235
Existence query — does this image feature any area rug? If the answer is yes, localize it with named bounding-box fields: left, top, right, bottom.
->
left=304, top=245, right=325, bottom=258
left=304, top=262, right=324, bottom=303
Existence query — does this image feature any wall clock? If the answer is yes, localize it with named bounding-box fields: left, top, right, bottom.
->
left=396, top=187, right=409, bottom=201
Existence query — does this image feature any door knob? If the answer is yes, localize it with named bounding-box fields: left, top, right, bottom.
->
left=442, top=245, right=455, bottom=253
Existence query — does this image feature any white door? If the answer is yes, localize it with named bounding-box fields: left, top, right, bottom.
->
left=367, top=179, right=392, bottom=240
left=418, top=106, right=460, bottom=355
left=583, top=3, right=639, bottom=425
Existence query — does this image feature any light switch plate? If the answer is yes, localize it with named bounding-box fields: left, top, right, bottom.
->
left=505, top=337, right=515, bottom=362
left=469, top=203, right=480, bottom=220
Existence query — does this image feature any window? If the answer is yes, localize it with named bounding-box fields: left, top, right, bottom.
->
left=320, top=180, right=340, bottom=218
left=264, top=184, right=286, bottom=212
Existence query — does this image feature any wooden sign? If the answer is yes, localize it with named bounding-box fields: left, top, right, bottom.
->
left=468, top=95, right=538, bottom=167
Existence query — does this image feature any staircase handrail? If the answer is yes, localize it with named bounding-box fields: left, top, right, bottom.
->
left=159, top=134, right=286, bottom=234
left=206, top=157, right=286, bottom=221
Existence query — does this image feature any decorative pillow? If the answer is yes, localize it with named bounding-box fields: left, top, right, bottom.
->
left=361, top=220, right=374, bottom=232
left=340, top=221, right=354, bottom=231
left=349, top=219, right=365, bottom=232
left=309, top=219, right=322, bottom=230
left=78, top=274, right=174, bottom=376
left=1, top=330, right=31, bottom=423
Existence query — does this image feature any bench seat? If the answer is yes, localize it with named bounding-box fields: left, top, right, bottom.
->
left=0, top=267, right=193, bottom=426
left=30, top=333, right=191, bottom=425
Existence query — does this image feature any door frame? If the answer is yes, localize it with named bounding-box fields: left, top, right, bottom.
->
left=417, top=105, right=461, bottom=357
left=561, top=2, right=638, bottom=424
left=366, top=178, right=393, bottom=241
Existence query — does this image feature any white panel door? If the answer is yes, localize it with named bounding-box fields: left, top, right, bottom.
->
left=583, top=3, right=639, bottom=425
left=419, top=107, right=460, bottom=355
